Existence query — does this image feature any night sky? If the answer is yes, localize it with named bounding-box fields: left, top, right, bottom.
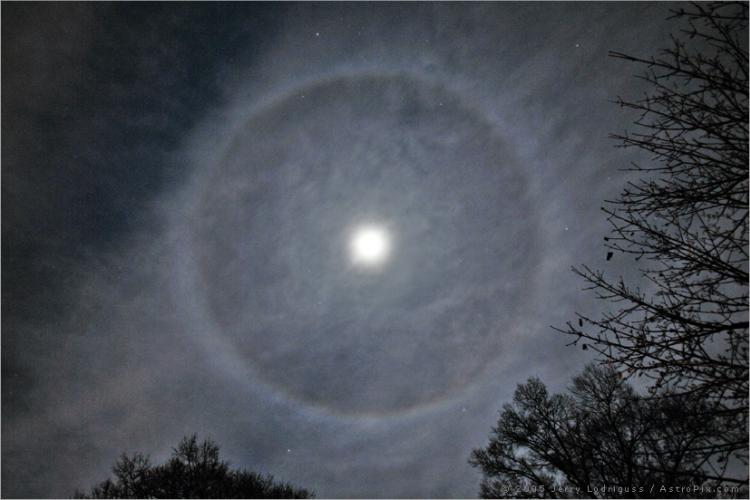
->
left=3, top=3, right=685, bottom=498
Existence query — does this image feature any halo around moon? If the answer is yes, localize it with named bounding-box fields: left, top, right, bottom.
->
left=179, top=72, right=540, bottom=419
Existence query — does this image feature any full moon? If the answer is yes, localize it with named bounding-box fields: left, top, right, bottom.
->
left=350, top=226, right=391, bottom=266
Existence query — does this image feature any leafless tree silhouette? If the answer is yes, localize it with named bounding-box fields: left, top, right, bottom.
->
left=75, top=435, right=313, bottom=499
left=556, top=2, right=748, bottom=484
left=470, top=365, right=747, bottom=498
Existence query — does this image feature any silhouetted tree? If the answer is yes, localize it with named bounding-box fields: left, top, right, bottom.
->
left=76, top=435, right=314, bottom=499
left=556, top=2, right=748, bottom=482
left=470, top=365, right=747, bottom=499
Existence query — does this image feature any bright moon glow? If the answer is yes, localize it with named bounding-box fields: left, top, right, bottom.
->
left=350, top=226, right=390, bottom=266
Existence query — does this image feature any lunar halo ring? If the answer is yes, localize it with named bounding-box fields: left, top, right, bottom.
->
left=173, top=68, right=536, bottom=422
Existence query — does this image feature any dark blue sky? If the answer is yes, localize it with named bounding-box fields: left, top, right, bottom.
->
left=3, top=3, right=687, bottom=497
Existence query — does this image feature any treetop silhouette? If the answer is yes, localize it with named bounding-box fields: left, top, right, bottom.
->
left=556, top=1, right=748, bottom=482
left=76, top=435, right=314, bottom=499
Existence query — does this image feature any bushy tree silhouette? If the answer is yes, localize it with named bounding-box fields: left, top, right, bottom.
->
left=76, top=435, right=313, bottom=499
left=470, top=365, right=746, bottom=499
left=556, top=1, right=748, bottom=482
